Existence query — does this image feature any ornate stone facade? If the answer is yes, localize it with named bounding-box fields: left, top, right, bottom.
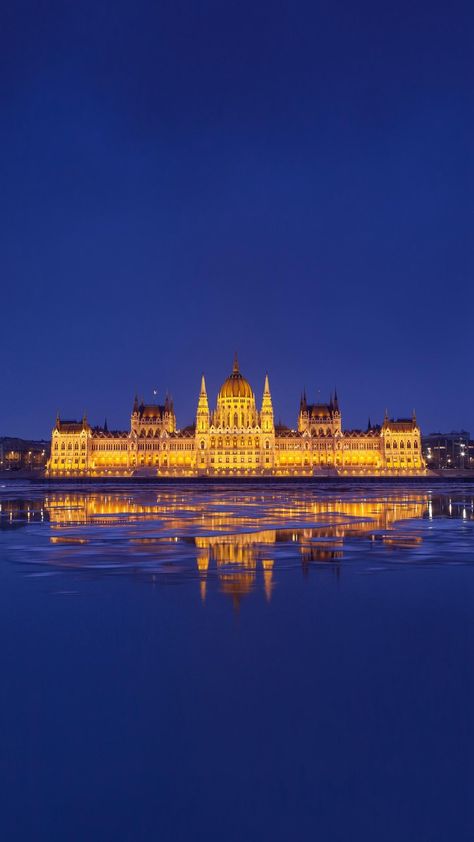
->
left=47, top=355, right=426, bottom=477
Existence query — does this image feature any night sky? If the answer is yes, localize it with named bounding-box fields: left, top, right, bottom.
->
left=1, top=1, right=472, bottom=438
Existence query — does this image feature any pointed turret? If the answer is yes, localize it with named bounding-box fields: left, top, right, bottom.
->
left=132, top=394, right=139, bottom=414
left=233, top=352, right=239, bottom=374
left=412, top=408, right=417, bottom=425
left=196, top=373, right=210, bottom=433
left=261, top=372, right=274, bottom=433
left=167, top=394, right=176, bottom=431
left=298, top=388, right=309, bottom=432
left=104, top=418, right=108, bottom=433
left=367, top=416, right=371, bottom=431
left=333, top=388, right=339, bottom=412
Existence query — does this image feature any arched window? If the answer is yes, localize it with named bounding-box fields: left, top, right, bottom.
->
left=414, top=441, right=418, bottom=449
left=407, top=441, right=411, bottom=449
left=200, top=441, right=205, bottom=450
left=234, top=413, right=238, bottom=427
left=265, top=440, right=270, bottom=449
left=400, top=441, right=405, bottom=449
left=393, top=441, right=398, bottom=449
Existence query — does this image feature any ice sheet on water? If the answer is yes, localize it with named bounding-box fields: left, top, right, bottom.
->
left=1, top=483, right=473, bottom=597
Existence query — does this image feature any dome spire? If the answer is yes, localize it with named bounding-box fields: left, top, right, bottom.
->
left=218, top=355, right=253, bottom=400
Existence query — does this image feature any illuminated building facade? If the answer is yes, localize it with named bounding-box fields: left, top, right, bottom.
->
left=422, top=431, right=473, bottom=470
left=47, top=355, right=426, bottom=477
left=0, top=437, right=49, bottom=471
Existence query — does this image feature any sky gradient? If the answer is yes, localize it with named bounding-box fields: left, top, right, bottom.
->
left=1, top=1, right=473, bottom=438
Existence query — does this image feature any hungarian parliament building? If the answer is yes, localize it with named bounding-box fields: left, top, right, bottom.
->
left=47, top=356, right=426, bottom=477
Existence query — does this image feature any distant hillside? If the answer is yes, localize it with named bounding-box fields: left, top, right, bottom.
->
left=0, top=437, right=50, bottom=453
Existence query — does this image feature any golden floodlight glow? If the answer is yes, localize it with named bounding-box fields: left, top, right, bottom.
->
left=47, top=357, right=426, bottom=478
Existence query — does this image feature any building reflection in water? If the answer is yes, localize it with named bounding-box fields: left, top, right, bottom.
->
left=2, top=489, right=473, bottom=606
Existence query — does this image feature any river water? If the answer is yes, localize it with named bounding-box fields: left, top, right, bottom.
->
left=0, top=482, right=472, bottom=840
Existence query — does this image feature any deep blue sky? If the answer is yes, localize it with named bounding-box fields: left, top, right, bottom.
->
left=1, top=0, right=472, bottom=438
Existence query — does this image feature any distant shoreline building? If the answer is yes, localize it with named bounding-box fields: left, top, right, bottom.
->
left=0, top=437, right=49, bottom=471
left=422, top=431, right=473, bottom=470
left=47, top=356, right=426, bottom=477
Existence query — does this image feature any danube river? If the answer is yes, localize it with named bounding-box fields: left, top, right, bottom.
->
left=0, top=482, right=472, bottom=841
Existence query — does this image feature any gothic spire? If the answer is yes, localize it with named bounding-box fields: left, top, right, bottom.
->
left=196, top=372, right=210, bottom=429
left=261, top=371, right=273, bottom=430
left=233, top=352, right=239, bottom=374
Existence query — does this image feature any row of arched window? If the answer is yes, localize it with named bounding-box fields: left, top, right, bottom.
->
left=55, top=441, right=86, bottom=451
left=210, top=436, right=261, bottom=448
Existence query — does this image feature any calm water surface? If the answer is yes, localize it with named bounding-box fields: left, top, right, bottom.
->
left=0, top=482, right=473, bottom=841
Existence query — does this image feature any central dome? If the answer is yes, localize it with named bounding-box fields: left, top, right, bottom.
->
left=219, top=355, right=253, bottom=399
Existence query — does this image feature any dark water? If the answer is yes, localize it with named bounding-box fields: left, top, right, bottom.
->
left=0, top=482, right=472, bottom=841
